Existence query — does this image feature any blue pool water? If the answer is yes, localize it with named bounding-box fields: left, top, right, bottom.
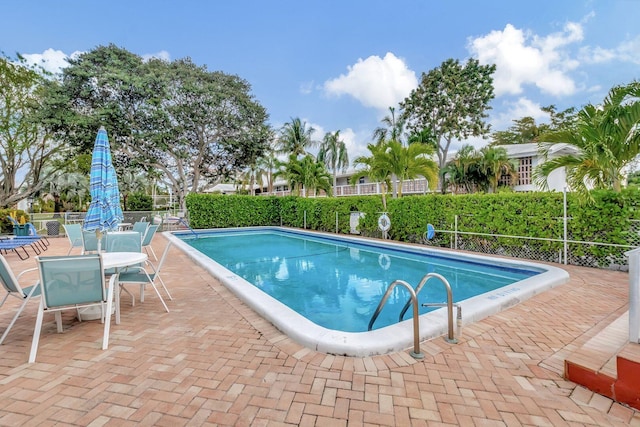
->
left=182, top=229, right=539, bottom=333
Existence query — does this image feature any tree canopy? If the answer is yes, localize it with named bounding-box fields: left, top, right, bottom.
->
left=38, top=44, right=272, bottom=209
left=0, top=54, right=64, bottom=207
left=534, top=81, right=640, bottom=197
left=401, top=58, right=496, bottom=181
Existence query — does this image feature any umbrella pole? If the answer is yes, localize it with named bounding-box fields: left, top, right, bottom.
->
left=96, top=230, right=103, bottom=253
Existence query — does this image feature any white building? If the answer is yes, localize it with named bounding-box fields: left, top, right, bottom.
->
left=494, top=142, right=579, bottom=192
left=209, top=142, right=582, bottom=196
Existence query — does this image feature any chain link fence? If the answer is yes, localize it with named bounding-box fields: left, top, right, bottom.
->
left=421, top=215, right=640, bottom=271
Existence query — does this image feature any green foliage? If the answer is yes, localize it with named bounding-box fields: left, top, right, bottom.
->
left=127, top=192, right=153, bottom=211
left=38, top=44, right=272, bottom=211
left=185, top=189, right=640, bottom=267
left=535, top=81, right=640, bottom=197
left=401, top=58, right=496, bottom=172
left=0, top=55, right=62, bottom=207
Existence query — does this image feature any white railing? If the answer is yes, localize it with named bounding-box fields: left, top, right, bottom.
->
left=262, top=178, right=430, bottom=197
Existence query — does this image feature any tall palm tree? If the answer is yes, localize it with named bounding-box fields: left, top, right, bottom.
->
left=256, top=150, right=278, bottom=194
left=373, top=107, right=408, bottom=197
left=535, top=82, right=640, bottom=198
left=317, top=130, right=349, bottom=193
left=278, top=117, right=317, bottom=157
left=373, top=107, right=406, bottom=146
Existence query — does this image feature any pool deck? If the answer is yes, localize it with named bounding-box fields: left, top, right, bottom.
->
left=0, top=233, right=639, bottom=426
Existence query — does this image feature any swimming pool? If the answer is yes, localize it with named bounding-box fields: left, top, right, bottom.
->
left=166, top=227, right=570, bottom=356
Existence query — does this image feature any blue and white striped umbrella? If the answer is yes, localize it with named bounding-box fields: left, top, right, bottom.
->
left=83, top=127, right=123, bottom=237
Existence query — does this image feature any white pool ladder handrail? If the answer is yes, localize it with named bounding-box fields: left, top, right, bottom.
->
left=368, top=279, right=424, bottom=359
left=398, top=272, right=459, bottom=344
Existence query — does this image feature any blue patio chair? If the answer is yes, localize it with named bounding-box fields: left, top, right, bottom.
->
left=141, top=224, right=160, bottom=261
left=132, top=221, right=150, bottom=238
left=117, top=242, right=173, bottom=312
left=29, top=254, right=118, bottom=363
left=104, top=232, right=142, bottom=253
left=0, top=254, right=40, bottom=344
left=62, top=224, right=83, bottom=255
left=82, top=231, right=104, bottom=254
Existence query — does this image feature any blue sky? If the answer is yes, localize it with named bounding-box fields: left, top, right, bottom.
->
left=3, top=0, right=640, bottom=163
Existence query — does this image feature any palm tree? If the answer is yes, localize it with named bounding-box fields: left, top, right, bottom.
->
left=317, top=130, right=349, bottom=193
left=478, top=146, right=518, bottom=193
left=375, top=140, right=439, bottom=197
left=351, top=144, right=392, bottom=209
left=373, top=107, right=406, bottom=146
left=441, top=145, right=481, bottom=194
left=256, top=151, right=278, bottom=194
left=275, top=154, right=331, bottom=197
left=534, top=81, right=640, bottom=198
left=278, top=117, right=317, bottom=157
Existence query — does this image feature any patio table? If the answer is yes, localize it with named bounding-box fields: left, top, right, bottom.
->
left=77, top=252, right=147, bottom=322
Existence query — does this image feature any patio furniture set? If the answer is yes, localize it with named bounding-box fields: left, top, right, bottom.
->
left=0, top=219, right=172, bottom=363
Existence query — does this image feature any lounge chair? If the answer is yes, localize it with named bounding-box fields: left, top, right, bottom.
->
left=0, top=255, right=40, bottom=344
left=62, top=224, right=83, bottom=255
left=117, top=242, right=173, bottom=312
left=29, top=254, right=118, bottom=363
left=0, top=238, right=31, bottom=260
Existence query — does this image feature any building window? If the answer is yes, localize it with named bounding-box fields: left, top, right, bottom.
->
left=358, top=177, right=365, bottom=184
left=518, top=156, right=532, bottom=185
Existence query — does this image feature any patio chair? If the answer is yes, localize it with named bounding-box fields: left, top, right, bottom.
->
left=29, top=254, right=118, bottom=363
left=0, top=255, right=40, bottom=345
left=62, top=224, right=84, bottom=255
left=82, top=230, right=104, bottom=254
left=141, top=224, right=160, bottom=261
left=132, top=221, right=150, bottom=238
left=104, top=231, right=142, bottom=253
left=117, top=242, right=173, bottom=313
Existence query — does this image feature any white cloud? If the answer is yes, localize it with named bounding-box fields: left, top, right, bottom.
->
left=21, top=48, right=82, bottom=75
left=492, top=97, right=550, bottom=130
left=323, top=52, right=418, bottom=111
left=299, top=81, right=314, bottom=95
left=468, top=22, right=583, bottom=97
left=141, top=50, right=171, bottom=62
left=579, top=35, right=640, bottom=65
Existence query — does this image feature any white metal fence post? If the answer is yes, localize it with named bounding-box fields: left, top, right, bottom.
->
left=563, top=186, right=568, bottom=265
left=625, top=248, right=640, bottom=343
left=454, top=215, right=458, bottom=250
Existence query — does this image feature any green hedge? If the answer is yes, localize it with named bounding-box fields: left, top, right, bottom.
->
left=185, top=189, right=640, bottom=257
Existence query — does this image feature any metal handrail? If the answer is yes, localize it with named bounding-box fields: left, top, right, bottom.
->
left=368, top=280, right=424, bottom=359
left=398, top=273, right=458, bottom=344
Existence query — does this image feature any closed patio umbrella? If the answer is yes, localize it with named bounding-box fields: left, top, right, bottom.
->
left=83, top=126, right=124, bottom=252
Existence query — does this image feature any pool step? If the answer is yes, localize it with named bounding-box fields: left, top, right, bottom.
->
left=564, top=311, right=640, bottom=410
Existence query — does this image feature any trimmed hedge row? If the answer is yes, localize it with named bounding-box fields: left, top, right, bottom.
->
left=186, top=189, right=640, bottom=254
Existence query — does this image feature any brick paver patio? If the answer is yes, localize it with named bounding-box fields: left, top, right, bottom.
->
left=0, top=233, right=639, bottom=426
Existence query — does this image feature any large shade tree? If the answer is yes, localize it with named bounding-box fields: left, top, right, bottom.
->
left=401, top=58, right=496, bottom=188
left=39, top=44, right=272, bottom=210
left=534, top=81, right=640, bottom=198
left=0, top=55, right=64, bottom=207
